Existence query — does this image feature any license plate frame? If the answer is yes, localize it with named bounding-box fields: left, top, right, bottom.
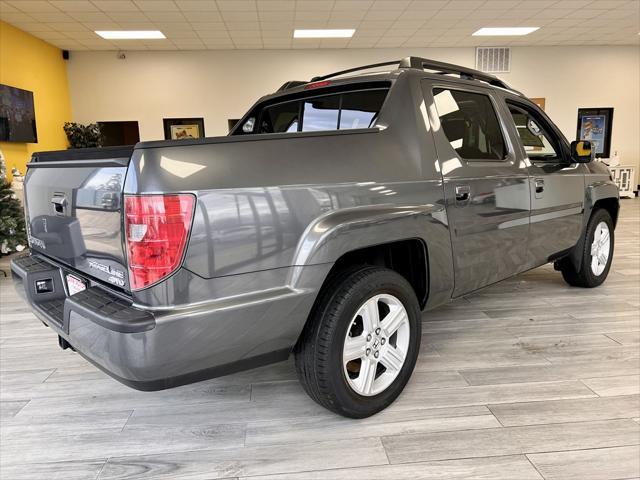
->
left=66, top=274, right=87, bottom=296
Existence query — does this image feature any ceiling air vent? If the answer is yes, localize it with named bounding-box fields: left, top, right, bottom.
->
left=476, top=47, right=511, bottom=73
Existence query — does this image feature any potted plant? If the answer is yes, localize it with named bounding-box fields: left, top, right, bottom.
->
left=63, top=122, right=103, bottom=149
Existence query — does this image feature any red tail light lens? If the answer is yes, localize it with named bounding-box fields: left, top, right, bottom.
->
left=124, top=194, right=195, bottom=291
left=304, top=80, right=331, bottom=90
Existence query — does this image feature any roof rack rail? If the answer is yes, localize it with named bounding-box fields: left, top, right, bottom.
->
left=276, top=80, right=308, bottom=92
left=401, top=56, right=521, bottom=94
left=309, top=60, right=403, bottom=82
left=278, top=56, right=522, bottom=95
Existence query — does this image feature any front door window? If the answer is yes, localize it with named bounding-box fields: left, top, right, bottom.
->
left=508, top=104, right=561, bottom=161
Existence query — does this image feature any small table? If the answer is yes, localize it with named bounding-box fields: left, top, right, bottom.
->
left=608, top=165, right=637, bottom=198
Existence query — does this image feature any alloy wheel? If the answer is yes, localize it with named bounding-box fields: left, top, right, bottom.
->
left=590, top=221, right=611, bottom=276
left=342, top=293, right=410, bottom=396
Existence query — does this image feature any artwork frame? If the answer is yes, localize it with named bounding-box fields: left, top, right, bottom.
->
left=576, top=108, right=613, bottom=159
left=0, top=84, right=38, bottom=143
left=98, top=121, right=140, bottom=146
left=228, top=119, right=240, bottom=133
left=529, top=97, right=545, bottom=110
left=163, top=117, right=205, bottom=141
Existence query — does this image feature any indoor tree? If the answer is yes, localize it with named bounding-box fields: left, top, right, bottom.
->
left=0, top=155, right=27, bottom=256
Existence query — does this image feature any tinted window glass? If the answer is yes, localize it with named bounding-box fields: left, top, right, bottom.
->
left=508, top=105, right=560, bottom=160
left=260, top=101, right=300, bottom=133
left=433, top=88, right=506, bottom=161
left=302, top=95, right=340, bottom=131
left=238, top=86, right=388, bottom=135
left=339, top=90, right=386, bottom=130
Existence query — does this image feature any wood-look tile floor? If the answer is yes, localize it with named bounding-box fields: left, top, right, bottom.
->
left=1, top=199, right=639, bottom=480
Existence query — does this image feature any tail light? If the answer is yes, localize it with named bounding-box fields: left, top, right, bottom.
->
left=304, top=80, right=331, bottom=89
left=124, top=194, right=195, bottom=291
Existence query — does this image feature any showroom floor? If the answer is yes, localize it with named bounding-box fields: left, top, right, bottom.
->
left=1, top=199, right=639, bottom=480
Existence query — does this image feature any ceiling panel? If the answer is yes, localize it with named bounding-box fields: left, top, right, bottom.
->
left=94, top=1, right=139, bottom=11
left=175, top=0, right=219, bottom=10
left=50, top=1, right=100, bottom=11
left=0, top=0, right=637, bottom=50
left=133, top=0, right=179, bottom=11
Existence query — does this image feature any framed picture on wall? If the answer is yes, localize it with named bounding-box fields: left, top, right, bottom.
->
left=163, top=117, right=205, bottom=140
left=576, top=108, right=614, bottom=158
left=98, top=121, right=140, bottom=146
left=228, top=119, right=240, bottom=132
left=530, top=97, right=545, bottom=110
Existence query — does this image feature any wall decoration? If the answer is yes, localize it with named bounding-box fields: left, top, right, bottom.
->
left=576, top=107, right=614, bottom=158
left=98, top=121, right=140, bottom=146
left=0, top=84, right=38, bottom=143
left=228, top=119, right=240, bottom=132
left=63, top=122, right=102, bottom=148
left=530, top=97, right=545, bottom=110
left=163, top=118, right=205, bottom=140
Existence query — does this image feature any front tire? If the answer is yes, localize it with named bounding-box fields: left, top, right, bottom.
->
left=561, top=208, right=614, bottom=288
left=294, top=266, right=421, bottom=418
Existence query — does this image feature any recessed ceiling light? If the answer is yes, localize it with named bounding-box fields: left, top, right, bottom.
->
left=472, top=27, right=539, bottom=36
left=294, top=29, right=355, bottom=39
left=95, top=30, right=166, bottom=40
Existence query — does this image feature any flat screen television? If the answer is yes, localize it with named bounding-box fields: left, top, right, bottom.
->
left=0, top=84, right=38, bottom=143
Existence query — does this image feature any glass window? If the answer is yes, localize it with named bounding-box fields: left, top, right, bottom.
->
left=508, top=105, right=560, bottom=160
left=238, top=86, right=388, bottom=135
left=260, top=100, right=300, bottom=133
left=433, top=88, right=507, bottom=161
left=301, top=95, right=340, bottom=131
left=339, top=90, right=387, bottom=130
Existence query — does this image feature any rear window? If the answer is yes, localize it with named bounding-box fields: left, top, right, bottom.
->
left=236, top=87, right=388, bottom=135
left=302, top=95, right=340, bottom=132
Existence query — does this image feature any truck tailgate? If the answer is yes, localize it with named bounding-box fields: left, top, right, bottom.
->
left=24, top=146, right=133, bottom=291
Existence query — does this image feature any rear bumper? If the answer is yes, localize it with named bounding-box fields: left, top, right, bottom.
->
left=11, top=252, right=323, bottom=390
left=11, top=254, right=154, bottom=334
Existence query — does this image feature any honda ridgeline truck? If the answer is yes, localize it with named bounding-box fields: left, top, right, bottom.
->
left=11, top=57, right=619, bottom=418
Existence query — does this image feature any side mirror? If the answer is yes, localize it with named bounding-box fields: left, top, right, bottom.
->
left=570, top=140, right=593, bottom=163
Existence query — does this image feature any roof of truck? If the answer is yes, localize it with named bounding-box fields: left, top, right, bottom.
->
left=270, top=56, right=524, bottom=99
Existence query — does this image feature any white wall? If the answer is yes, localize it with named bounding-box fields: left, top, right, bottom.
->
left=67, top=46, right=639, bottom=168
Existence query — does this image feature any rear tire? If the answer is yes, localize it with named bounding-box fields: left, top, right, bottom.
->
left=561, top=208, right=614, bottom=288
left=294, top=266, right=421, bottom=418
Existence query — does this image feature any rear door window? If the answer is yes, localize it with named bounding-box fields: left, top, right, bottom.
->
left=433, top=88, right=507, bottom=161
left=237, top=86, right=388, bottom=135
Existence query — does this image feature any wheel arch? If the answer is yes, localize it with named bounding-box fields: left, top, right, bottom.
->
left=585, top=181, right=619, bottom=227
left=561, top=183, right=619, bottom=273
left=327, top=238, right=429, bottom=308
left=289, top=203, right=454, bottom=309
left=292, top=237, right=430, bottom=353
left=592, top=197, right=619, bottom=228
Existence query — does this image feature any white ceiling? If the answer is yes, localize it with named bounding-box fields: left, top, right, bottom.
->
left=1, top=0, right=638, bottom=50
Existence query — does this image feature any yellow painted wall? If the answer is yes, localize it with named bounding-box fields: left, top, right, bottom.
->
left=0, top=21, right=71, bottom=181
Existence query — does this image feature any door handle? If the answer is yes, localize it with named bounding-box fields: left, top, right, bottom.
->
left=535, top=178, right=545, bottom=194
left=455, top=185, right=470, bottom=202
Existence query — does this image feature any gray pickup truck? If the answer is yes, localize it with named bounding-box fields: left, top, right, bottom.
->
left=12, top=57, right=618, bottom=418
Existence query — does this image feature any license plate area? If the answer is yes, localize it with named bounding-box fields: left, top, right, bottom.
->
left=66, top=274, right=87, bottom=296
